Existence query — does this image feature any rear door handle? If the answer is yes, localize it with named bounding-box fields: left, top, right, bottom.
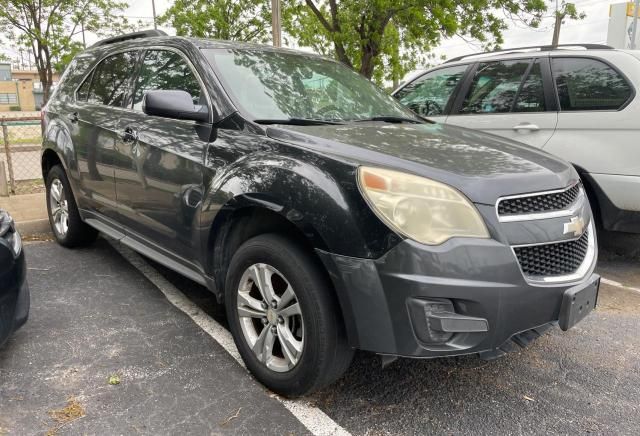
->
left=68, top=112, right=79, bottom=123
left=121, top=126, right=138, bottom=143
left=512, top=123, right=539, bottom=132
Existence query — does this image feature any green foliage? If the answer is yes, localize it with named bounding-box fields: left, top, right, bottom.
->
left=0, top=0, right=132, bottom=101
left=555, top=1, right=586, bottom=20
left=283, top=0, right=553, bottom=84
left=159, top=0, right=272, bottom=42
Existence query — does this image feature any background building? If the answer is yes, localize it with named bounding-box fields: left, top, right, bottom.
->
left=608, top=2, right=640, bottom=49
left=0, top=63, right=59, bottom=111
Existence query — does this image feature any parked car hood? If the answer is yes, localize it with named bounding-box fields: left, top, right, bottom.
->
left=266, top=121, right=577, bottom=205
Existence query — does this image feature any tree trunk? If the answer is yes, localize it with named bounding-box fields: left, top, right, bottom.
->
left=551, top=14, right=563, bottom=47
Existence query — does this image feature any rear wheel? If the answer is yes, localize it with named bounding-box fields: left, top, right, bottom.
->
left=45, top=165, right=98, bottom=247
left=225, top=233, right=353, bottom=397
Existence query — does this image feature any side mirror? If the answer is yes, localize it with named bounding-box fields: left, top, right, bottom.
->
left=143, top=90, right=209, bottom=122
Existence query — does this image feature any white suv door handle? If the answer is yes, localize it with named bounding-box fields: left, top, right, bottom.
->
left=512, top=123, right=540, bottom=132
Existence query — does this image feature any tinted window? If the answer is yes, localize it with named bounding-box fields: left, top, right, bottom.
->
left=460, top=60, right=531, bottom=114
left=87, top=51, right=138, bottom=106
left=395, top=65, right=467, bottom=116
left=552, top=58, right=633, bottom=111
left=132, top=50, right=203, bottom=111
left=514, top=60, right=545, bottom=112
left=76, top=71, right=92, bottom=101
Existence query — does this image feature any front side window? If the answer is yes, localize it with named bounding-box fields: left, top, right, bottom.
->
left=551, top=58, right=633, bottom=111
left=395, top=65, right=468, bottom=117
left=132, top=50, right=204, bottom=111
left=87, top=51, right=138, bottom=106
left=459, top=60, right=532, bottom=114
left=204, top=49, right=413, bottom=122
left=513, top=60, right=546, bottom=112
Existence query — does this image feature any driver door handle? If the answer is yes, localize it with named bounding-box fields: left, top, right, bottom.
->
left=121, top=126, right=138, bottom=143
left=512, top=122, right=539, bottom=132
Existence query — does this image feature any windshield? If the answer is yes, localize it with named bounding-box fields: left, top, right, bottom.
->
left=204, top=48, right=416, bottom=122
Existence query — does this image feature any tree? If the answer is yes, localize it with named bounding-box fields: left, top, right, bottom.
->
left=0, top=0, right=132, bottom=103
left=283, top=0, right=552, bottom=85
left=551, top=1, right=586, bottom=46
left=159, top=0, right=272, bottom=43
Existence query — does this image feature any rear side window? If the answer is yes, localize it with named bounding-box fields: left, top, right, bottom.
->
left=459, top=60, right=535, bottom=114
left=87, top=51, right=138, bottom=107
left=131, top=50, right=204, bottom=111
left=395, top=65, right=467, bottom=117
left=551, top=58, right=633, bottom=111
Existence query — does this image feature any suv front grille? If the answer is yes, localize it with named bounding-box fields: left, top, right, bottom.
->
left=513, top=230, right=590, bottom=278
left=498, top=183, right=581, bottom=216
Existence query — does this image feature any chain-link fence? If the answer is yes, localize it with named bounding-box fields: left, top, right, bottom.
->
left=0, top=114, right=43, bottom=196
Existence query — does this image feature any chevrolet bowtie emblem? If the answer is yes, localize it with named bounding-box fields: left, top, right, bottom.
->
left=563, top=216, right=586, bottom=237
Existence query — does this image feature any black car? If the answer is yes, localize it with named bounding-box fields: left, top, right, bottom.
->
left=42, top=30, right=599, bottom=397
left=0, top=210, right=29, bottom=347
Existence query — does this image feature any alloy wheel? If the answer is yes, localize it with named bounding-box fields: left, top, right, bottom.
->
left=49, top=178, right=69, bottom=237
left=236, top=263, right=304, bottom=372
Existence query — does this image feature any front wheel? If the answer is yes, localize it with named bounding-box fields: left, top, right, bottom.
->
left=225, top=234, right=353, bottom=397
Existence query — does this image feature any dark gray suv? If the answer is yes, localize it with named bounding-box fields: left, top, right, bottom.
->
left=41, top=30, right=599, bottom=397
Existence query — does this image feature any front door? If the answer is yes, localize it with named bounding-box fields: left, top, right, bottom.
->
left=113, top=49, right=211, bottom=264
left=394, top=64, right=469, bottom=123
left=445, top=59, right=558, bottom=148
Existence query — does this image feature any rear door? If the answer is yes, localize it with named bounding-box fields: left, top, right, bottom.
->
left=393, top=65, right=469, bottom=123
left=445, top=58, right=558, bottom=148
left=543, top=55, right=638, bottom=175
left=71, top=51, right=140, bottom=219
left=112, top=48, right=210, bottom=264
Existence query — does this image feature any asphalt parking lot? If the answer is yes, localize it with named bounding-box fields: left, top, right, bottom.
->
left=1, top=238, right=639, bottom=435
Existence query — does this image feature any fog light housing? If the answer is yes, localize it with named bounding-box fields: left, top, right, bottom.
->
left=408, top=298, right=489, bottom=346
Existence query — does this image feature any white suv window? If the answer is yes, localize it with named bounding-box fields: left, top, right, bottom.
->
left=394, top=65, right=467, bottom=117
left=551, top=58, right=633, bottom=111
left=459, top=59, right=545, bottom=114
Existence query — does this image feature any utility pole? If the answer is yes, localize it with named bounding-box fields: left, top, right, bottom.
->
left=632, top=0, right=640, bottom=49
left=152, top=0, right=158, bottom=30
left=271, top=0, right=282, bottom=47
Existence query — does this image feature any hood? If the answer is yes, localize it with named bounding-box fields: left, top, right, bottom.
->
left=266, top=121, right=576, bottom=205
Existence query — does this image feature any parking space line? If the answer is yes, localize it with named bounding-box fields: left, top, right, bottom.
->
left=111, top=241, right=350, bottom=436
left=601, top=277, right=640, bottom=295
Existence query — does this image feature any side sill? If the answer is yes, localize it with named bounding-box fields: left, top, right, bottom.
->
left=83, top=214, right=211, bottom=288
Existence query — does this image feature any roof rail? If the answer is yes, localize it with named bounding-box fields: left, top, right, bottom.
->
left=444, top=43, right=614, bottom=64
left=91, top=29, right=168, bottom=48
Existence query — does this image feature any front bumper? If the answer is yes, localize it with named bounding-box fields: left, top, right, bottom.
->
left=317, top=236, right=598, bottom=358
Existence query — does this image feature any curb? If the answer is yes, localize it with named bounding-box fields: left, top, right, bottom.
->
left=16, top=218, right=50, bottom=235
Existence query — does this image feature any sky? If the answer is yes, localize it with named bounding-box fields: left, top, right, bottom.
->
left=0, top=0, right=619, bottom=71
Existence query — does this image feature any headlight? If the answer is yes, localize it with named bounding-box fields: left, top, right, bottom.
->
left=0, top=210, right=21, bottom=257
left=358, top=167, right=489, bottom=245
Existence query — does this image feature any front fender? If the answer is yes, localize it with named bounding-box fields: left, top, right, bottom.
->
left=199, top=151, right=399, bottom=264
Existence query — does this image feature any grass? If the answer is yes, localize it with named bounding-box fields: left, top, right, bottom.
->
left=10, top=178, right=45, bottom=195
left=46, top=396, right=85, bottom=435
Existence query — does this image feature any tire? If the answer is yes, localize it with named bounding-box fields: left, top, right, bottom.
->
left=45, top=165, right=98, bottom=247
left=225, top=233, right=353, bottom=397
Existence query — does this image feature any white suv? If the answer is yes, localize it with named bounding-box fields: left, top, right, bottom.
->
left=393, top=44, right=640, bottom=234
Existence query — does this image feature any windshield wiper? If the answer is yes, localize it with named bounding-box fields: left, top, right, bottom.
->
left=354, top=116, right=424, bottom=124
left=254, top=118, right=344, bottom=126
